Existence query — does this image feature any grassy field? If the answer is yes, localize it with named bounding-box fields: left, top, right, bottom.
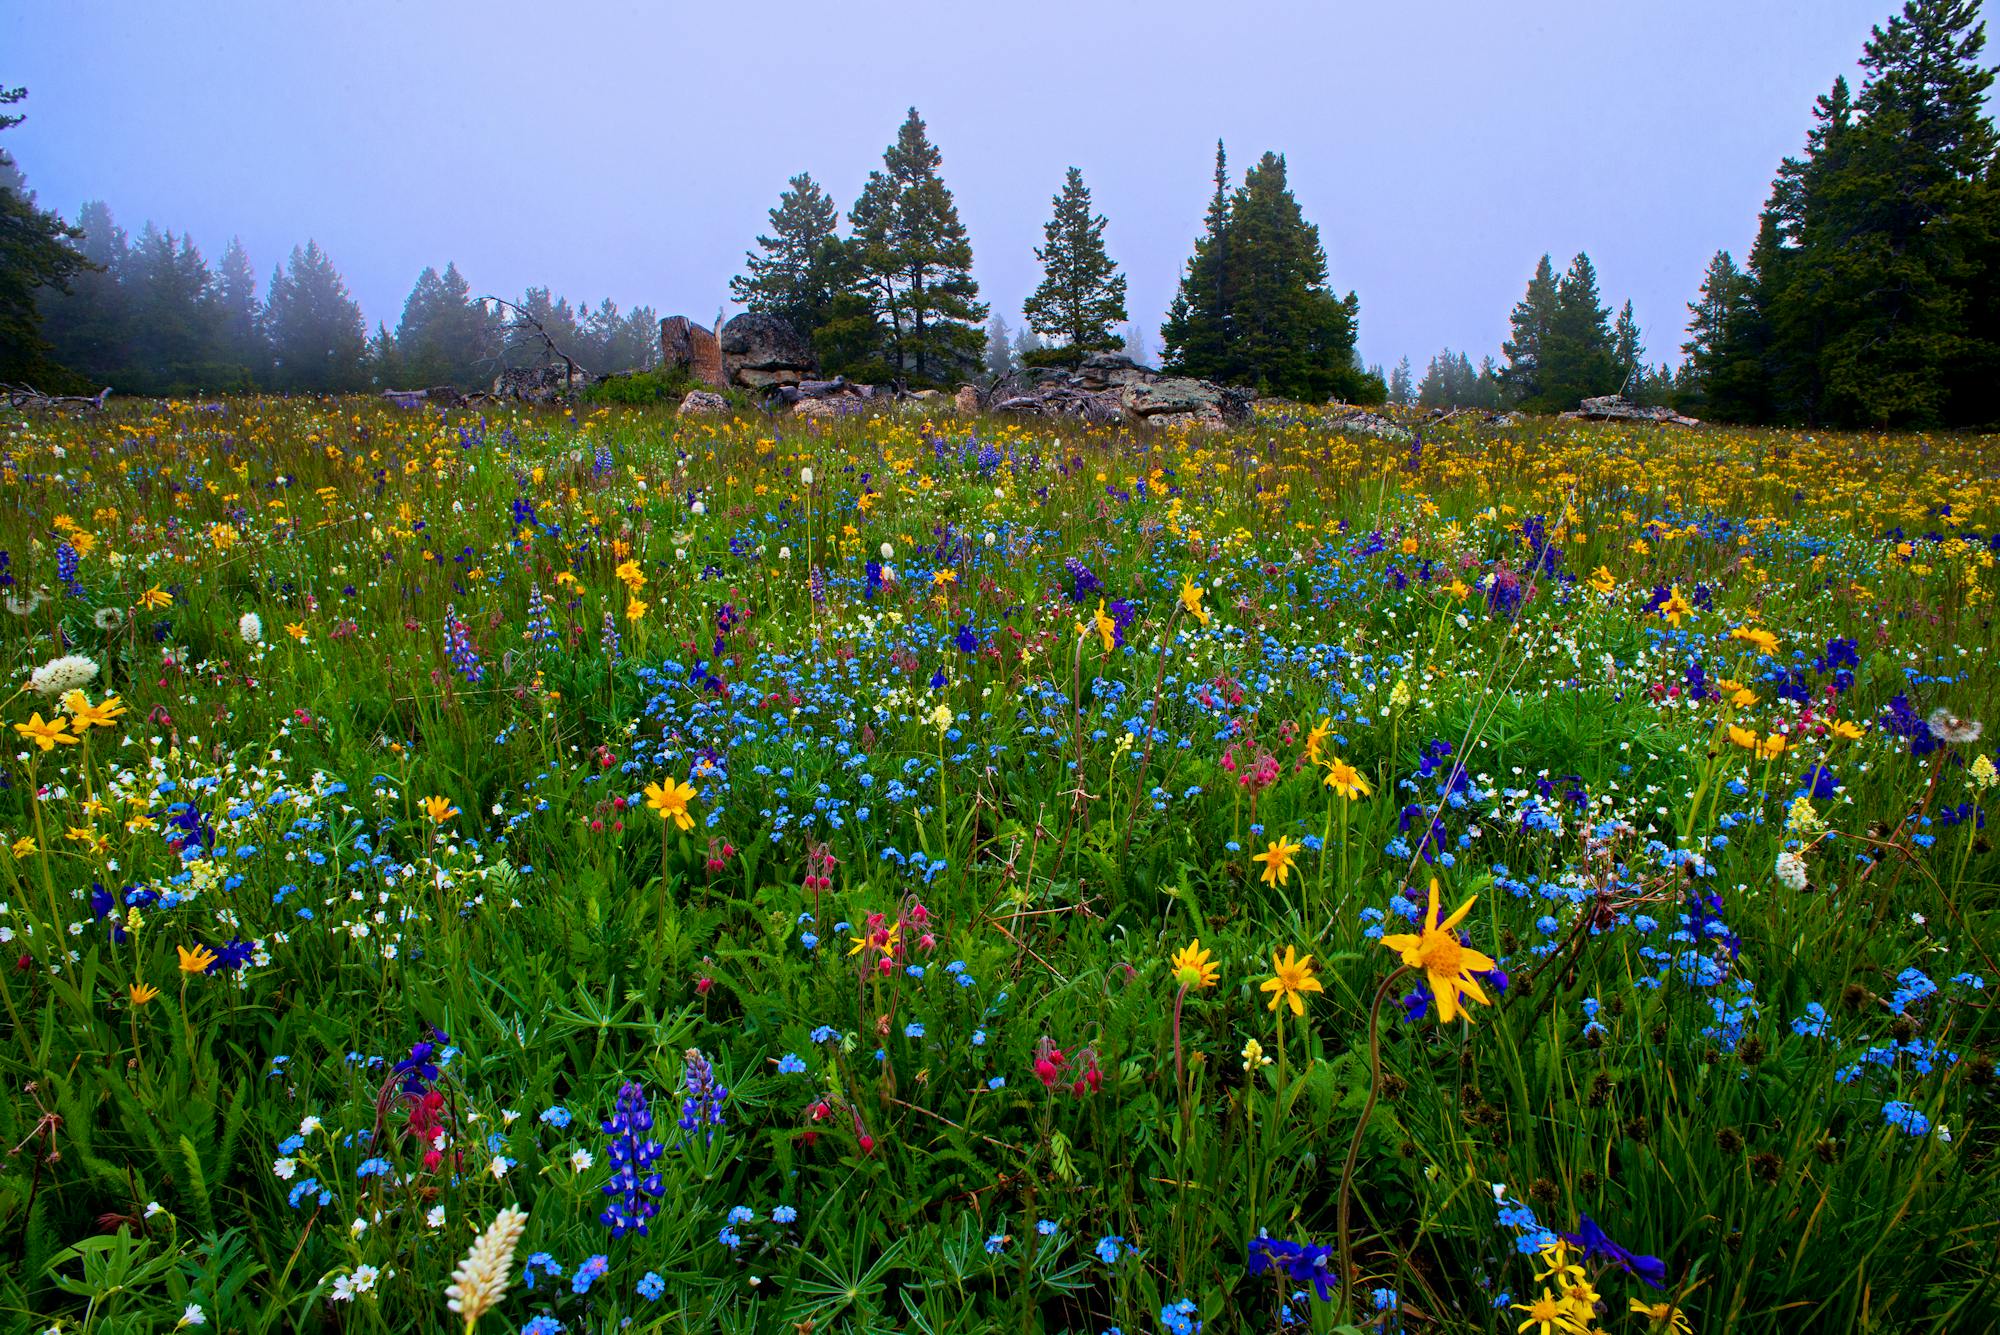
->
left=0, top=397, right=1994, bottom=1334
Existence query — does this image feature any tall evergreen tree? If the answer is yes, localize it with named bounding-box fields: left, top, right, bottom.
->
left=1544, top=252, right=1619, bottom=407
left=1122, top=322, right=1148, bottom=365
left=1022, top=167, right=1127, bottom=365
left=123, top=224, right=223, bottom=392
left=847, top=109, right=988, bottom=386
left=984, top=314, right=1015, bottom=380
left=215, top=236, right=268, bottom=383
left=1160, top=142, right=1234, bottom=378
left=1162, top=149, right=1365, bottom=400
left=1679, top=250, right=1749, bottom=412
left=41, top=200, right=129, bottom=385
left=265, top=240, right=366, bottom=392
left=0, top=86, right=92, bottom=383
left=1499, top=255, right=1561, bottom=407
left=731, top=172, right=844, bottom=340
left=1612, top=300, right=1644, bottom=382
left=1388, top=355, right=1414, bottom=405
left=1809, top=0, right=1994, bottom=424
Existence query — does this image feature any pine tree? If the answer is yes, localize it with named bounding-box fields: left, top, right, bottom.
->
left=215, top=237, right=268, bottom=383
left=1122, top=322, right=1148, bottom=365
left=984, top=314, right=1014, bottom=379
left=1160, top=142, right=1234, bottom=379
left=41, top=200, right=129, bottom=385
left=847, top=109, right=988, bottom=386
left=1679, top=250, right=1749, bottom=412
left=1388, top=356, right=1414, bottom=405
left=1810, top=0, right=1995, bottom=424
left=1612, top=300, right=1644, bottom=383
left=1499, top=255, right=1561, bottom=407
left=0, top=87, right=92, bottom=384
left=123, top=224, right=222, bottom=393
left=1163, top=149, right=1364, bottom=400
left=1543, top=253, right=1618, bottom=409
left=731, top=173, right=844, bottom=340
left=1023, top=167, right=1127, bottom=365
left=265, top=240, right=367, bottom=392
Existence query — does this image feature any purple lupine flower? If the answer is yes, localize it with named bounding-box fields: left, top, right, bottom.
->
left=600, top=1080, right=665, bottom=1237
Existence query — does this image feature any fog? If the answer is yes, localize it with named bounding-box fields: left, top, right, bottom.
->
left=4, top=0, right=1953, bottom=369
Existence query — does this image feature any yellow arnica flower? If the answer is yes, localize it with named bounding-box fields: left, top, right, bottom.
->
left=16, top=712, right=79, bottom=751
left=1655, top=585, right=1694, bottom=627
left=177, top=944, right=218, bottom=975
left=1588, top=565, right=1616, bottom=594
left=1091, top=599, right=1116, bottom=652
left=645, top=778, right=698, bottom=832
left=1178, top=577, right=1210, bottom=626
left=129, top=980, right=160, bottom=1006
left=63, top=692, right=127, bottom=731
left=421, top=795, right=459, bottom=823
left=1251, top=836, right=1302, bottom=887
left=1729, top=625, right=1779, bottom=656
left=1832, top=719, right=1865, bottom=740
left=1304, top=717, right=1332, bottom=764
left=136, top=585, right=173, bottom=610
left=1757, top=733, right=1787, bottom=760
left=1727, top=725, right=1759, bottom=750
left=1629, top=1297, right=1693, bottom=1334
left=1512, top=1290, right=1576, bottom=1335
left=1260, top=945, right=1323, bottom=1016
left=1322, top=758, right=1372, bottom=801
left=1380, top=879, right=1497, bottom=1024
left=1170, top=939, right=1219, bottom=989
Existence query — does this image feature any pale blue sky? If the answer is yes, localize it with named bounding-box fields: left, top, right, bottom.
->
left=6, top=0, right=1976, bottom=371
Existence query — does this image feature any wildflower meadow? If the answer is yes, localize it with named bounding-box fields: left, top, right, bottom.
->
left=0, top=398, right=1994, bottom=1334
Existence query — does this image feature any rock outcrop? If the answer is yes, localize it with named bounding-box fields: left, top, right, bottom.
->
left=1324, top=406, right=1413, bottom=442
left=720, top=313, right=818, bottom=390
left=493, top=363, right=592, bottom=405
left=659, top=316, right=725, bottom=388
left=1562, top=395, right=1701, bottom=427
left=987, top=353, right=1253, bottom=428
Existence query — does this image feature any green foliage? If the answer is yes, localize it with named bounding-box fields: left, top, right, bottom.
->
left=0, top=86, right=93, bottom=385
left=1162, top=146, right=1370, bottom=402
left=844, top=108, right=989, bottom=387
left=731, top=173, right=845, bottom=341
left=1023, top=167, right=1128, bottom=361
left=1698, top=1, right=1998, bottom=427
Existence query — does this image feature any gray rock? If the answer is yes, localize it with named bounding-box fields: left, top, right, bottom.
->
left=492, top=363, right=592, bottom=405
left=1565, top=395, right=1701, bottom=427
left=660, top=316, right=725, bottom=387
left=1325, top=408, right=1413, bottom=443
left=720, top=313, right=818, bottom=390
left=677, top=390, right=729, bottom=417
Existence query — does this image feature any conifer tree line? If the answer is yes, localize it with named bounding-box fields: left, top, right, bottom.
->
left=734, top=114, right=1380, bottom=399
left=6, top=1, right=1994, bottom=420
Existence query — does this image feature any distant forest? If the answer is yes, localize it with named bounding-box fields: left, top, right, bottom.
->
left=2, top=0, right=1994, bottom=425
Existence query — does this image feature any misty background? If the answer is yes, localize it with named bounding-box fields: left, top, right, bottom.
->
left=3, top=0, right=1976, bottom=370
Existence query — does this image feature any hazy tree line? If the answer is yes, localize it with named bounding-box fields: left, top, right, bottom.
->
left=5, top=1, right=1993, bottom=421
left=0, top=98, right=659, bottom=394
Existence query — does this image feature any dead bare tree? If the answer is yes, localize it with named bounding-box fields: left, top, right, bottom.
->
left=1, top=384, right=112, bottom=411
left=481, top=294, right=592, bottom=389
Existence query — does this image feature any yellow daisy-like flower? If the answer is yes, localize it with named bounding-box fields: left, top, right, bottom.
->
left=421, top=795, right=459, bottom=823
left=1588, top=565, right=1616, bottom=594
left=1512, top=1289, right=1581, bottom=1335
left=1251, top=836, right=1302, bottom=887
left=1091, top=599, right=1117, bottom=652
left=1259, top=945, right=1323, bottom=1016
left=1655, top=585, right=1694, bottom=627
left=1170, top=939, right=1219, bottom=990
left=177, top=944, right=219, bottom=975
left=285, top=621, right=308, bottom=641
left=129, top=980, right=160, bottom=1006
left=14, top=712, right=77, bottom=752
left=62, top=692, right=127, bottom=731
left=1629, top=1297, right=1694, bottom=1334
left=137, top=585, right=173, bottom=610
left=1322, top=758, right=1372, bottom=801
left=1726, top=725, right=1759, bottom=750
left=1379, top=879, right=1496, bottom=1025
left=1178, top=577, right=1210, bottom=627
left=644, top=778, right=699, bottom=832
left=1304, top=717, right=1332, bottom=765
